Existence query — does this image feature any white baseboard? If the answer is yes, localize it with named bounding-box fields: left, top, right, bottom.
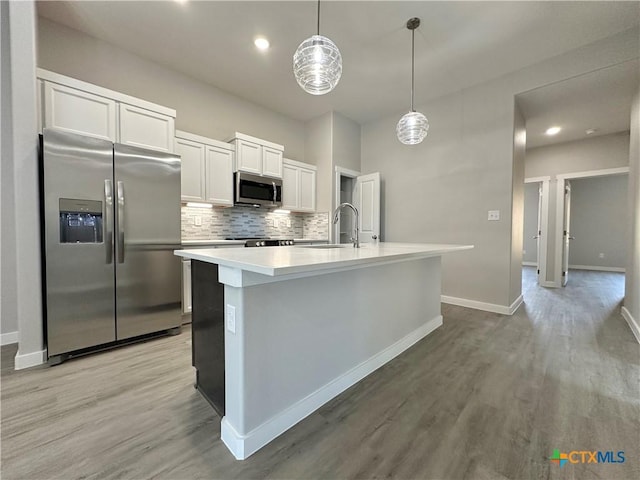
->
left=569, top=265, right=625, bottom=273
left=621, top=306, right=640, bottom=344
left=221, top=315, right=443, bottom=460
left=441, top=295, right=523, bottom=315
left=541, top=281, right=559, bottom=288
left=0, top=331, right=18, bottom=346
left=522, top=261, right=537, bottom=267
left=14, top=349, right=47, bottom=370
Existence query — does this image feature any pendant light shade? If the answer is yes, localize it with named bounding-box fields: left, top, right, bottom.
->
left=293, top=0, right=342, bottom=95
left=397, top=17, right=429, bottom=145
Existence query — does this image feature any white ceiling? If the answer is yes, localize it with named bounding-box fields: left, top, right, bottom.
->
left=518, top=59, right=639, bottom=149
left=37, top=1, right=639, bottom=126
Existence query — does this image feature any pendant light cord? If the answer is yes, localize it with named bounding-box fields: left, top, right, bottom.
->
left=411, top=27, right=415, bottom=112
left=317, top=0, right=320, bottom=35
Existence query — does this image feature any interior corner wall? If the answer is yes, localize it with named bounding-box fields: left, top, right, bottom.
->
left=36, top=17, right=306, bottom=161
left=361, top=27, right=639, bottom=309
left=510, top=104, right=526, bottom=304
left=1, top=0, right=19, bottom=341
left=525, top=133, right=631, bottom=283
left=625, top=87, right=640, bottom=328
left=305, top=112, right=333, bottom=213
left=332, top=112, right=361, bottom=173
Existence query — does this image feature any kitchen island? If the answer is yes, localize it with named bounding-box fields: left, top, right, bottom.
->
left=175, top=242, right=473, bottom=460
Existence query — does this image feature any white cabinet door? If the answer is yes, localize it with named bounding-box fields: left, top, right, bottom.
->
left=299, top=167, right=316, bottom=212
left=262, top=146, right=283, bottom=178
left=118, top=103, right=175, bottom=152
left=175, top=137, right=206, bottom=202
left=182, top=259, right=192, bottom=314
left=205, top=145, right=234, bottom=206
left=282, top=163, right=298, bottom=210
left=236, top=140, right=262, bottom=175
left=43, top=81, right=117, bottom=141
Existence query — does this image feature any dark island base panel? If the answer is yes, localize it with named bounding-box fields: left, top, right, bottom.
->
left=191, top=260, right=225, bottom=416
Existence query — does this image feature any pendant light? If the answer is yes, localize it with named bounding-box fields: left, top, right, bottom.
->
left=396, top=17, right=429, bottom=145
left=293, top=0, right=342, bottom=95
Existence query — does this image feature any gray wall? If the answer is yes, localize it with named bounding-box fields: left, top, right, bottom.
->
left=510, top=104, right=526, bottom=304
left=625, top=88, right=640, bottom=330
left=361, top=27, right=638, bottom=308
left=525, top=133, right=630, bottom=282
left=2, top=0, right=43, bottom=361
left=332, top=112, right=361, bottom=173
left=1, top=0, right=19, bottom=340
left=523, top=183, right=540, bottom=264
left=569, top=176, right=628, bottom=268
left=37, top=18, right=307, bottom=161
left=304, top=113, right=333, bottom=212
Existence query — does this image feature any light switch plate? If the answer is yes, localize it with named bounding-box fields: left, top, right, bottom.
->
left=488, top=210, right=500, bottom=221
left=226, top=305, right=236, bottom=334
left=195, top=216, right=202, bottom=226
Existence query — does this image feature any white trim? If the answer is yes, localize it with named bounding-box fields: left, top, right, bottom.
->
left=226, top=132, right=283, bottom=151
left=283, top=158, right=317, bottom=171
left=569, top=265, right=626, bottom=273
left=525, top=176, right=551, bottom=183
left=175, top=130, right=234, bottom=151
left=621, top=307, right=640, bottom=344
left=0, top=331, right=18, bottom=346
left=441, top=295, right=523, bottom=315
left=221, top=315, right=443, bottom=460
left=14, top=349, right=47, bottom=370
left=555, top=167, right=631, bottom=286
left=522, top=261, right=537, bottom=267
left=541, top=281, right=559, bottom=288
left=36, top=68, right=176, bottom=117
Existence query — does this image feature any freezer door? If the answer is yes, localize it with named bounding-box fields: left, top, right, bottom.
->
left=42, top=128, right=116, bottom=356
left=114, top=144, right=181, bottom=340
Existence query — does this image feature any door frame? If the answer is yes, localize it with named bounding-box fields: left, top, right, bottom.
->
left=334, top=166, right=361, bottom=244
left=524, top=176, right=550, bottom=286
left=554, top=166, right=629, bottom=287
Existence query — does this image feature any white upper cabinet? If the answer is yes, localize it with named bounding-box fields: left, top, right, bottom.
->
left=235, top=139, right=262, bottom=175
left=282, top=158, right=316, bottom=212
left=118, top=103, right=175, bottom=152
left=205, top=145, right=234, bottom=206
left=43, top=81, right=117, bottom=142
left=229, top=132, right=284, bottom=179
left=175, top=137, right=206, bottom=202
left=176, top=130, right=234, bottom=206
left=37, top=69, right=176, bottom=153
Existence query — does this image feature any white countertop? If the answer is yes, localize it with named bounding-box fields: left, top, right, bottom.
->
left=175, top=242, right=473, bottom=277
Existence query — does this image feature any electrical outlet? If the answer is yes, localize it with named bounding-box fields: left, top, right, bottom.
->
left=194, top=216, right=202, bottom=226
left=226, top=305, right=236, bottom=334
left=599, top=253, right=605, bottom=259
left=488, top=210, right=500, bottom=221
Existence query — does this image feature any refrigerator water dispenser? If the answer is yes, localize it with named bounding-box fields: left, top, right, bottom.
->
left=59, top=198, right=103, bottom=243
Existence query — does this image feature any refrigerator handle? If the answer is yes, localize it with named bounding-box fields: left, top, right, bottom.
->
left=117, top=181, right=125, bottom=263
left=104, top=179, right=114, bottom=264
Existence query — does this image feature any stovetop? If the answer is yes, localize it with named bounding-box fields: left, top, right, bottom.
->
left=226, top=237, right=295, bottom=247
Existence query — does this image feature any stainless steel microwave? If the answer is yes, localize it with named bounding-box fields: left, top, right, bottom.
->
left=234, top=172, right=282, bottom=208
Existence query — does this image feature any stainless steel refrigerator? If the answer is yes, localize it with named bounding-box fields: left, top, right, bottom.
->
left=41, top=128, right=182, bottom=363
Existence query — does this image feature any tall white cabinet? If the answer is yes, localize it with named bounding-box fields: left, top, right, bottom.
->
left=175, top=130, right=234, bottom=206
left=37, top=69, right=176, bottom=153
left=282, top=158, right=317, bottom=212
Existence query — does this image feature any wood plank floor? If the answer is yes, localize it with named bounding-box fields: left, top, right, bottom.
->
left=1, top=267, right=638, bottom=479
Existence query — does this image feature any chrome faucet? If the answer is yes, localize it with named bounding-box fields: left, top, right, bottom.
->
left=333, top=203, right=359, bottom=248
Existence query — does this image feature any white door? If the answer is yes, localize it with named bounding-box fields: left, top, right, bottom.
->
left=262, top=146, right=283, bottom=178
left=536, top=183, right=543, bottom=283
left=236, top=140, right=262, bottom=175
left=175, top=137, right=206, bottom=202
left=205, top=145, right=234, bottom=206
left=118, top=103, right=175, bottom=152
left=562, top=181, right=572, bottom=286
left=354, top=172, right=381, bottom=243
left=281, top=163, right=298, bottom=210
left=298, top=168, right=316, bottom=212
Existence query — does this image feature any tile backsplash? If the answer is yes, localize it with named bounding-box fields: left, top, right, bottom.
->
left=181, top=206, right=329, bottom=240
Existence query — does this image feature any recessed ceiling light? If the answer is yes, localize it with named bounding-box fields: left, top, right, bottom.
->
left=545, top=126, right=561, bottom=136
left=254, top=37, right=270, bottom=51
left=585, top=128, right=598, bottom=135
